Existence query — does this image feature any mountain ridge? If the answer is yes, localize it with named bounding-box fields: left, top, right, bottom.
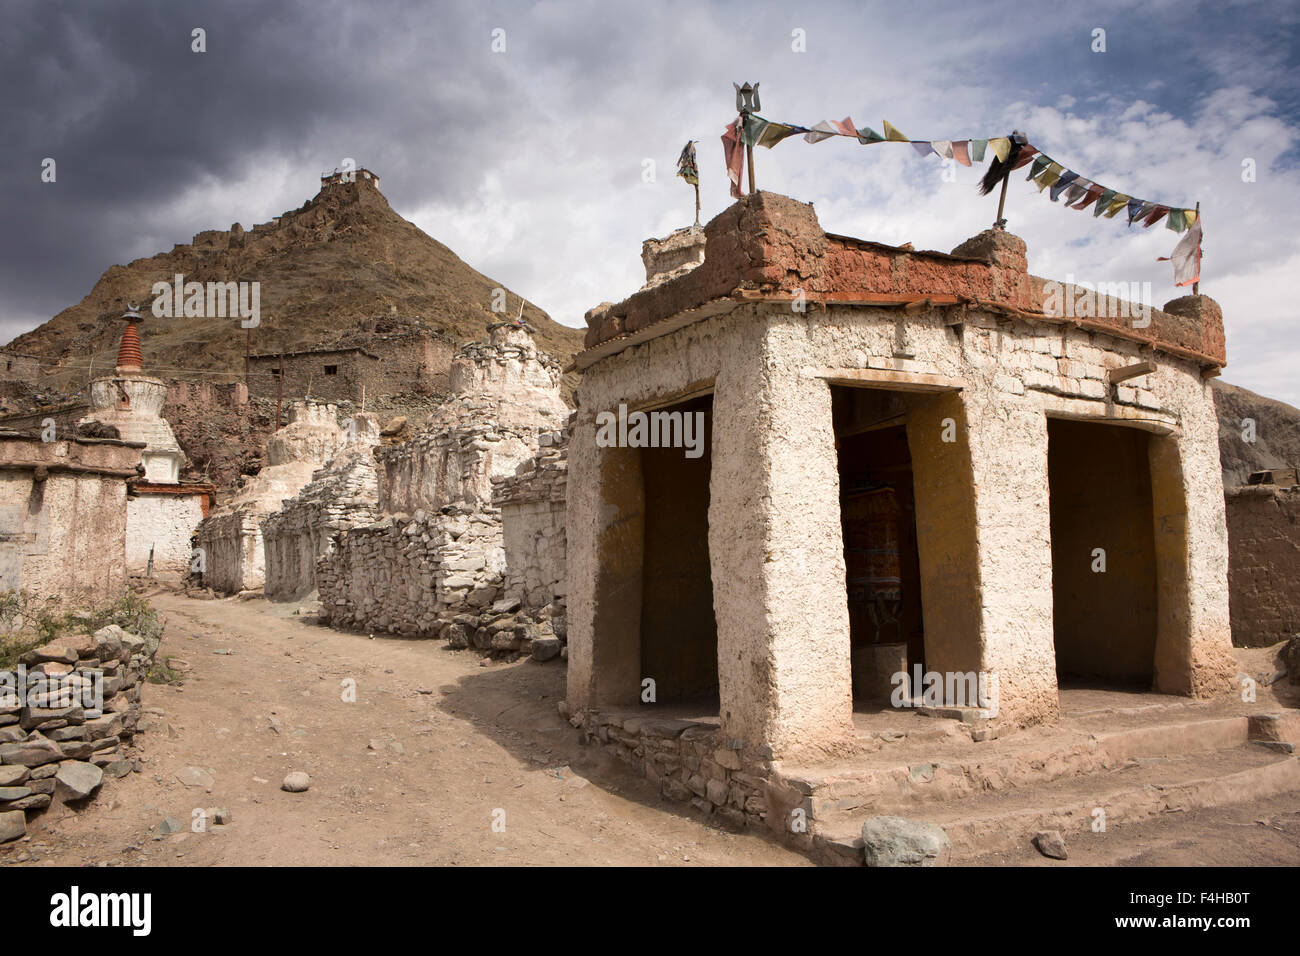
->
left=4, top=172, right=583, bottom=392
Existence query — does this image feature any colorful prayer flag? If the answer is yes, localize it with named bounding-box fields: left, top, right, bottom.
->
left=1050, top=171, right=1080, bottom=202
left=970, top=139, right=988, bottom=163
left=741, top=114, right=769, bottom=148
left=1009, top=146, right=1039, bottom=171
left=676, top=140, right=699, bottom=186
left=952, top=141, right=972, bottom=166
left=804, top=120, right=840, bottom=144
left=721, top=120, right=745, bottom=199
left=882, top=120, right=909, bottom=142
left=1158, top=218, right=1202, bottom=286
left=1142, top=204, right=1169, bottom=228
left=988, top=137, right=1011, bottom=162
left=1093, top=188, right=1117, bottom=217
left=757, top=122, right=802, bottom=148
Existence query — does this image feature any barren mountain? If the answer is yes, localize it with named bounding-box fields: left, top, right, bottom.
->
left=1212, top=380, right=1300, bottom=488
left=4, top=173, right=584, bottom=392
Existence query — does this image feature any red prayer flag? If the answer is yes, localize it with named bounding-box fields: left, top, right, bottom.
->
left=722, top=120, right=745, bottom=199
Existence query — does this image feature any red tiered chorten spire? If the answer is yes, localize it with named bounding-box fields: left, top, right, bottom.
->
left=117, top=303, right=143, bottom=373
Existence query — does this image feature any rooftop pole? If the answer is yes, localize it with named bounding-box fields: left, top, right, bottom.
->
left=1193, top=201, right=1201, bottom=295
left=736, top=82, right=760, bottom=194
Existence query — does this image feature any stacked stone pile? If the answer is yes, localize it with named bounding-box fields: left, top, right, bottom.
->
left=0, top=623, right=160, bottom=843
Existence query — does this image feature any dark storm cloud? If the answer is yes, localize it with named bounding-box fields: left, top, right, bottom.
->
left=1, top=0, right=1298, bottom=404
left=0, top=0, right=539, bottom=333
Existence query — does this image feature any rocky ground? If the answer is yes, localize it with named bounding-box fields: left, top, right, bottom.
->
left=3, top=592, right=1297, bottom=867
left=0, top=593, right=805, bottom=867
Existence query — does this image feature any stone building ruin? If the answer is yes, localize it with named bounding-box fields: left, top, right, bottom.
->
left=566, top=192, right=1236, bottom=795
left=193, top=400, right=344, bottom=593
left=261, top=413, right=381, bottom=601
left=317, top=322, right=569, bottom=652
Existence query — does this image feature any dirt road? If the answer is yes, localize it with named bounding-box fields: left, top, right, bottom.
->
left=7, top=593, right=807, bottom=867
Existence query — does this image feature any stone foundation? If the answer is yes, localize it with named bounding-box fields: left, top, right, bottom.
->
left=570, top=708, right=769, bottom=833
left=317, top=506, right=504, bottom=637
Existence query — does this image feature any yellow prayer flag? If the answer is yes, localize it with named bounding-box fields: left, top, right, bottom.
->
left=882, top=120, right=909, bottom=142
left=1183, top=209, right=1198, bottom=226
left=988, top=137, right=1011, bottom=162
left=1104, top=194, right=1130, bottom=218
left=1037, top=163, right=1063, bottom=188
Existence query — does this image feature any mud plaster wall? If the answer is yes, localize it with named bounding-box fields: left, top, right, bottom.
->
left=570, top=296, right=1235, bottom=755
left=126, top=494, right=204, bottom=579
left=1226, top=486, right=1300, bottom=647
left=0, top=471, right=127, bottom=603
left=1047, top=419, right=1158, bottom=684
left=196, top=512, right=262, bottom=592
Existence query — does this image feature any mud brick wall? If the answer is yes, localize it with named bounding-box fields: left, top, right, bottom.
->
left=0, top=624, right=160, bottom=844
left=1226, top=485, right=1300, bottom=647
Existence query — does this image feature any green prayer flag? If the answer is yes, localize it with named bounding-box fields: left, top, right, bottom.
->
left=1092, top=188, right=1117, bottom=217
left=741, top=114, right=770, bottom=148
left=856, top=126, right=885, bottom=144
left=970, top=139, right=988, bottom=163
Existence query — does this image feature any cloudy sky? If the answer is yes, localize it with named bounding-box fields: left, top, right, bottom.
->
left=3, top=0, right=1297, bottom=403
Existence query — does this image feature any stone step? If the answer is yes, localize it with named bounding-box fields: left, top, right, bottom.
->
left=1248, top=712, right=1300, bottom=752
left=812, top=744, right=1300, bottom=865
left=775, top=715, right=1255, bottom=821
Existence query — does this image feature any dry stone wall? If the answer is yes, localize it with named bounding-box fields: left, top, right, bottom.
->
left=318, top=324, right=570, bottom=660
left=493, top=422, right=569, bottom=624
left=0, top=623, right=160, bottom=843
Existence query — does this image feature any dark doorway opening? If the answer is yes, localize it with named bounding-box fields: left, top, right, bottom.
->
left=832, top=386, right=925, bottom=708
left=1047, top=418, right=1158, bottom=688
left=638, top=394, right=717, bottom=708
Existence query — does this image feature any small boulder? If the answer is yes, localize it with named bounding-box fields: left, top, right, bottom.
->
left=531, top=636, right=562, bottom=662
left=0, top=810, right=27, bottom=843
left=1033, top=830, right=1068, bottom=860
left=54, top=761, right=104, bottom=801
left=282, top=771, right=310, bottom=793
left=860, top=815, right=951, bottom=867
